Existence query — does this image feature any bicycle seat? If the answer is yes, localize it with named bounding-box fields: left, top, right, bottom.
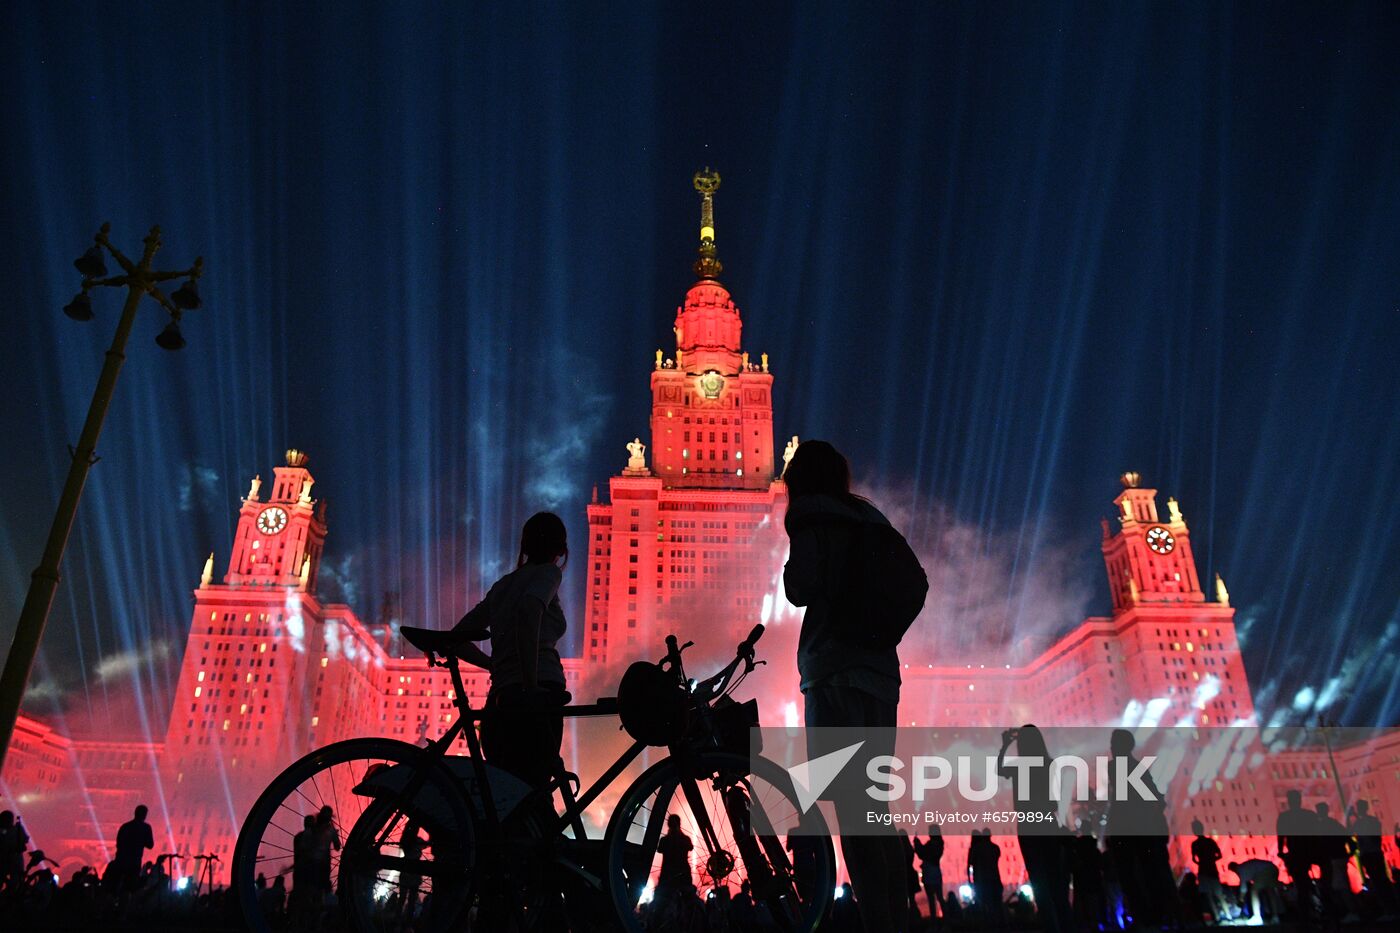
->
left=402, top=624, right=487, bottom=656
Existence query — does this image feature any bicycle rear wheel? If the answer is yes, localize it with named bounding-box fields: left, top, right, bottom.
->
left=605, top=750, right=835, bottom=932
left=232, top=737, right=475, bottom=933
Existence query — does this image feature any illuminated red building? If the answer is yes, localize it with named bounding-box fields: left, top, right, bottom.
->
left=897, top=473, right=1252, bottom=730
left=585, top=169, right=789, bottom=666
left=4, top=171, right=1399, bottom=894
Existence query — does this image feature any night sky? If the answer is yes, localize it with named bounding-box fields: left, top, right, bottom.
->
left=2, top=2, right=1398, bottom=738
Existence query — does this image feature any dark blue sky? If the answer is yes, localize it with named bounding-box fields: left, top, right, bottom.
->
left=2, top=2, right=1398, bottom=734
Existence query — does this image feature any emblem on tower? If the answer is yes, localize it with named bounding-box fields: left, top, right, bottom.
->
left=697, top=370, right=725, bottom=399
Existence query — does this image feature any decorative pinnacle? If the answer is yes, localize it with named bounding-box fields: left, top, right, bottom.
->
left=1120, top=471, right=1141, bottom=489
left=692, top=167, right=723, bottom=280
left=285, top=449, right=309, bottom=468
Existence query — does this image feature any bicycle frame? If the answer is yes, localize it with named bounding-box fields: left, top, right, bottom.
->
left=370, top=651, right=646, bottom=849
left=364, top=625, right=769, bottom=896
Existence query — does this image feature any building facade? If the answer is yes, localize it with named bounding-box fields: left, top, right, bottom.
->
left=584, top=169, right=789, bottom=666
left=4, top=172, right=1397, bottom=891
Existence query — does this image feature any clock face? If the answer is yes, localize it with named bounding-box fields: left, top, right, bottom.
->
left=697, top=370, right=725, bottom=399
left=257, top=507, right=288, bottom=535
left=1145, top=525, right=1175, bottom=554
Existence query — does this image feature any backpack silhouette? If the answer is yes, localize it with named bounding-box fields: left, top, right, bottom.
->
left=837, top=521, right=928, bottom=648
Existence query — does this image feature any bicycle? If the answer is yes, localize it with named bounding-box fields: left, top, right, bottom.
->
left=232, top=622, right=836, bottom=932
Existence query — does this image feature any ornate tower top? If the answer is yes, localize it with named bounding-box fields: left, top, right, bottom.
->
left=692, top=167, right=723, bottom=280
left=1102, top=474, right=1206, bottom=611
left=226, top=450, right=327, bottom=588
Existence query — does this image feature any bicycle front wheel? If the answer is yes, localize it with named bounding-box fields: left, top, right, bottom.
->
left=605, top=750, right=835, bottom=932
left=232, top=737, right=475, bottom=933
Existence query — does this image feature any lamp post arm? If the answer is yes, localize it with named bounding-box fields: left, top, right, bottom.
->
left=95, top=223, right=135, bottom=274
left=0, top=279, right=146, bottom=773
left=149, top=267, right=200, bottom=284
left=146, top=285, right=179, bottom=315
left=81, top=275, right=136, bottom=290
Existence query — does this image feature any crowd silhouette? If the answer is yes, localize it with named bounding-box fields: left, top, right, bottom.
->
left=5, top=764, right=1399, bottom=930
left=0, top=805, right=243, bottom=928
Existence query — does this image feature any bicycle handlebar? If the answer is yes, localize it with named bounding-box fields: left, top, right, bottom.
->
left=687, top=624, right=766, bottom=703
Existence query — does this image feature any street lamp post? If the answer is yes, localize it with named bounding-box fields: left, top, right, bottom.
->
left=1316, top=714, right=1365, bottom=879
left=0, top=223, right=203, bottom=774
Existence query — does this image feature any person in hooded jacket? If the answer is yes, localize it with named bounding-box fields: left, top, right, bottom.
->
left=783, top=439, right=909, bottom=933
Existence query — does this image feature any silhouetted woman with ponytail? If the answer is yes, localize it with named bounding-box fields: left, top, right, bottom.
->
left=453, top=511, right=571, bottom=788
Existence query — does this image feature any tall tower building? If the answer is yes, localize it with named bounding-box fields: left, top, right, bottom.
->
left=160, top=450, right=340, bottom=863
left=647, top=168, right=777, bottom=489
left=586, top=170, right=790, bottom=665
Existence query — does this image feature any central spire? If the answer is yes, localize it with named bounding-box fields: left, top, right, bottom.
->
left=692, top=166, right=723, bottom=280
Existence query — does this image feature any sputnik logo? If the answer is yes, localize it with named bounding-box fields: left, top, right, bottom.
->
left=789, top=741, right=865, bottom=813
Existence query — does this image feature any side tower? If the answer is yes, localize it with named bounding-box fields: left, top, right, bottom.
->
left=1100, top=472, right=1254, bottom=726
left=162, top=450, right=332, bottom=865
left=225, top=449, right=327, bottom=589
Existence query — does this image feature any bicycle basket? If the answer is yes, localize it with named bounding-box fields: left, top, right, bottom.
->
left=617, top=661, right=689, bottom=746
left=713, top=696, right=761, bottom=756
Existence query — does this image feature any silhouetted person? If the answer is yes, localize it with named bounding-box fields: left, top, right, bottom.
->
left=1347, top=800, right=1391, bottom=899
left=942, top=888, right=963, bottom=923
left=656, top=814, right=694, bottom=902
left=786, top=821, right=824, bottom=905
left=267, top=874, right=287, bottom=916
left=732, top=880, right=759, bottom=932
left=830, top=882, right=861, bottom=933
left=967, top=829, right=1004, bottom=923
left=1277, top=789, right=1317, bottom=914
left=912, top=828, right=945, bottom=923
left=899, top=831, right=923, bottom=927
left=997, top=725, right=1072, bottom=932
left=1069, top=824, right=1107, bottom=931
left=1313, top=801, right=1349, bottom=917
left=1104, top=729, right=1173, bottom=927
left=291, top=813, right=315, bottom=903
left=784, top=439, right=916, bottom=932
left=108, top=805, right=154, bottom=894
left=311, top=805, right=339, bottom=896
left=455, top=511, right=571, bottom=789
left=706, top=884, right=733, bottom=928
left=1178, top=871, right=1204, bottom=925
left=399, top=821, right=426, bottom=915
left=1230, top=859, right=1281, bottom=923
left=1190, top=818, right=1225, bottom=922
left=0, top=811, right=28, bottom=896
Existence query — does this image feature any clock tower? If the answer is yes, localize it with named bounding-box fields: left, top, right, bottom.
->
left=1101, top=471, right=1203, bottom=611
left=226, top=449, right=326, bottom=589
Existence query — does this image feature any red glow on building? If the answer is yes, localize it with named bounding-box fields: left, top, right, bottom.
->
left=4, top=176, right=1399, bottom=897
